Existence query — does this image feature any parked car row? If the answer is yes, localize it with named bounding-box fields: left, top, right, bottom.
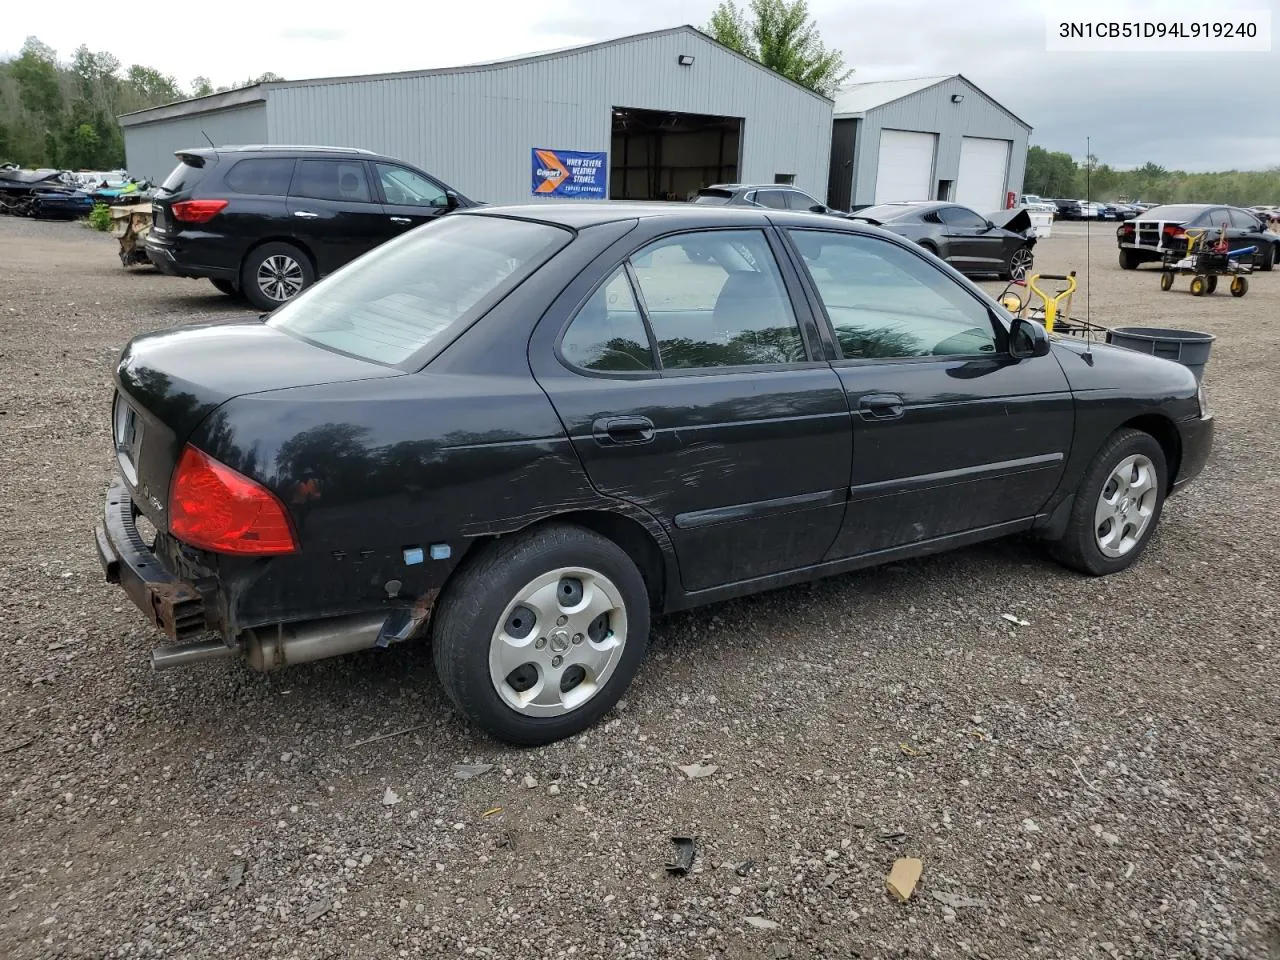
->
left=1116, top=203, right=1279, bottom=271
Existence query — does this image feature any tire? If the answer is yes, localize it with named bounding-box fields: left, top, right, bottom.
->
left=1231, top=276, right=1248, bottom=297
left=1159, top=271, right=1174, bottom=292
left=1206, top=275, right=1218, bottom=295
left=1048, top=428, right=1167, bottom=577
left=1189, top=275, right=1207, bottom=297
left=431, top=524, right=650, bottom=746
left=1118, top=248, right=1141, bottom=270
left=210, top=278, right=239, bottom=297
left=918, top=241, right=939, bottom=259
left=240, top=242, right=315, bottom=312
left=999, top=246, right=1034, bottom=281
left=1258, top=243, right=1276, bottom=272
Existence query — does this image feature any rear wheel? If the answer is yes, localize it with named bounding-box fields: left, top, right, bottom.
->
left=1258, top=243, right=1276, bottom=272
left=1048, top=428, right=1166, bottom=576
left=210, top=278, right=239, bottom=297
left=1159, top=271, right=1174, bottom=291
left=1118, top=248, right=1141, bottom=270
left=1231, top=275, right=1248, bottom=297
left=1189, top=275, right=1207, bottom=297
left=241, top=242, right=314, bottom=312
left=431, top=524, right=650, bottom=746
left=1206, top=275, right=1218, bottom=294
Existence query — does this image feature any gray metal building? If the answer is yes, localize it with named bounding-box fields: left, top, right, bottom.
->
left=826, top=75, right=1031, bottom=212
left=120, top=26, right=833, bottom=205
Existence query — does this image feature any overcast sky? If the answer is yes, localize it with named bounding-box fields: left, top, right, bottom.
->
left=4, top=0, right=1276, bottom=171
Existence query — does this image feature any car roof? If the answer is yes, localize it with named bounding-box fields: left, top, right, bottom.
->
left=177, top=144, right=385, bottom=161
left=463, top=202, right=865, bottom=231
left=703, top=183, right=813, bottom=192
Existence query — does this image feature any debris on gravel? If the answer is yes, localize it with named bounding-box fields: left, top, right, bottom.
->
left=1, top=219, right=1278, bottom=959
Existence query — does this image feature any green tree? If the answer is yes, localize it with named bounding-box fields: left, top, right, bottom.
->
left=707, top=0, right=852, bottom=96
left=10, top=37, right=63, bottom=118
left=190, top=76, right=214, bottom=97
left=124, top=65, right=181, bottom=105
left=1022, top=145, right=1078, bottom=197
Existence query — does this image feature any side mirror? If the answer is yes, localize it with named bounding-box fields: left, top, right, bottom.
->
left=809, top=204, right=827, bottom=214
left=1009, top=317, right=1051, bottom=359
left=984, top=220, right=996, bottom=231
left=444, top=191, right=459, bottom=210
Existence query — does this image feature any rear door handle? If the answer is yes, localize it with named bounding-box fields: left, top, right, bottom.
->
left=390, top=216, right=412, bottom=224
left=592, top=416, right=655, bottom=446
left=293, top=211, right=318, bottom=219
left=858, top=393, right=905, bottom=420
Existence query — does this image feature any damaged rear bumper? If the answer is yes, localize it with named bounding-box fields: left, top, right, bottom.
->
left=95, top=481, right=215, bottom=643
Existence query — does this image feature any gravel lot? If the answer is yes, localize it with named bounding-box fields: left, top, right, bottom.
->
left=1, top=216, right=1277, bottom=960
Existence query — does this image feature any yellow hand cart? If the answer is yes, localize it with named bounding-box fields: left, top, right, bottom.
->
left=996, top=271, right=1107, bottom=338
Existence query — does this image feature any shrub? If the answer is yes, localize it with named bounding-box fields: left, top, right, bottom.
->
left=87, top=202, right=112, bottom=232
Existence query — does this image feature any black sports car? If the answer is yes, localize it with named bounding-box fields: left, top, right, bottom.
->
left=96, top=203, right=1213, bottom=745
left=846, top=201, right=1036, bottom=280
left=1117, top=203, right=1279, bottom=270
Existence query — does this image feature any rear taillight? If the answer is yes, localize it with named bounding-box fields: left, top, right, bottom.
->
left=168, top=446, right=298, bottom=555
left=1119, top=223, right=1134, bottom=237
left=1163, top=224, right=1186, bottom=239
left=171, top=199, right=228, bottom=224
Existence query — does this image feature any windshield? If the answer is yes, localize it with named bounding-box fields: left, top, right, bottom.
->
left=266, top=214, right=571, bottom=367
left=848, top=204, right=919, bottom=223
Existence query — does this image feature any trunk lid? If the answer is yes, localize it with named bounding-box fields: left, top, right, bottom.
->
left=112, top=317, right=402, bottom=526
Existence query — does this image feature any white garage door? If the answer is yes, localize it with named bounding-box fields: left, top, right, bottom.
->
left=874, top=130, right=936, bottom=203
left=955, top=137, right=1011, bottom=212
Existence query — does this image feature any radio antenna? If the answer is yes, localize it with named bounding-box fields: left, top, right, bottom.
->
left=201, top=129, right=216, bottom=150
left=1083, top=136, right=1094, bottom=362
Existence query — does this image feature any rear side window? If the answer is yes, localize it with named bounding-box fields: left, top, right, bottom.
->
left=290, top=159, right=373, bottom=203
left=560, top=268, right=656, bottom=372
left=783, top=191, right=823, bottom=211
left=224, top=157, right=294, bottom=196
left=754, top=190, right=788, bottom=210
left=266, top=215, right=570, bottom=367
left=693, top=189, right=735, bottom=205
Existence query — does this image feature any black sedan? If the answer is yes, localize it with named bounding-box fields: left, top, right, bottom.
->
left=97, top=203, right=1213, bottom=745
left=846, top=201, right=1036, bottom=280
left=1118, top=203, right=1279, bottom=270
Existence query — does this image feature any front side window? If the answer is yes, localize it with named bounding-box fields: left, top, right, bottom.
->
left=629, top=230, right=805, bottom=369
left=560, top=268, right=656, bottom=372
left=784, top=190, right=823, bottom=211
left=789, top=230, right=998, bottom=360
left=267, top=214, right=570, bottom=366
left=290, top=159, right=373, bottom=203
left=376, top=163, right=448, bottom=208
left=938, top=206, right=988, bottom=228
left=754, top=190, right=788, bottom=210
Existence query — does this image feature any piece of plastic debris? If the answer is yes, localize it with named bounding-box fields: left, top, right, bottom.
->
left=1001, top=613, right=1031, bottom=627
left=886, top=858, right=923, bottom=902
left=225, top=861, right=245, bottom=892
left=666, top=836, right=696, bottom=875
left=878, top=830, right=907, bottom=844
left=899, top=742, right=922, bottom=757
left=678, top=763, right=718, bottom=779
left=1022, top=818, right=1040, bottom=833
left=481, top=807, right=503, bottom=818
left=453, top=763, right=495, bottom=780
left=735, top=859, right=756, bottom=877
left=304, top=898, right=332, bottom=924
left=382, top=787, right=401, bottom=806
left=931, top=890, right=987, bottom=909
left=744, top=917, right=780, bottom=930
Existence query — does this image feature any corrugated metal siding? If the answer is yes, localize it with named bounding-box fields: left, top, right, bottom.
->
left=123, top=105, right=268, bottom=183
left=850, top=77, right=1028, bottom=208
left=265, top=30, right=832, bottom=204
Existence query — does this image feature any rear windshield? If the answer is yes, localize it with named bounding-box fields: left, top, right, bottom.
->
left=693, top=189, right=734, bottom=204
left=848, top=204, right=918, bottom=222
left=160, top=156, right=208, bottom=194
left=266, top=214, right=571, bottom=367
left=1139, top=205, right=1207, bottom=222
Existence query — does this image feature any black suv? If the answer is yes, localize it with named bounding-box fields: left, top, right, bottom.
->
left=692, top=183, right=838, bottom=214
left=146, top=145, right=476, bottom=310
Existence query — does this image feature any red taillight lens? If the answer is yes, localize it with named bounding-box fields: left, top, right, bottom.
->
left=1163, top=225, right=1186, bottom=239
left=1120, top=224, right=1134, bottom=237
left=170, top=199, right=228, bottom=224
left=168, top=446, right=298, bottom=555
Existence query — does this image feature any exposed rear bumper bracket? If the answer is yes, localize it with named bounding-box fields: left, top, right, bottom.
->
left=96, top=482, right=212, bottom=642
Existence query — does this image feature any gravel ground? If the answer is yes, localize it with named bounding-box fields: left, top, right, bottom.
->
left=1, top=216, right=1277, bottom=960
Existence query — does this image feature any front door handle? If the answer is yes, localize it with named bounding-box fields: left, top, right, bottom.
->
left=293, top=211, right=318, bottom=219
left=592, top=416, right=655, bottom=446
left=390, top=216, right=412, bottom=224
left=858, top=393, right=905, bottom=420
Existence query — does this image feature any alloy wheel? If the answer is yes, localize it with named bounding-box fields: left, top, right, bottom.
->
left=1010, top=247, right=1034, bottom=281
left=256, top=254, right=305, bottom=303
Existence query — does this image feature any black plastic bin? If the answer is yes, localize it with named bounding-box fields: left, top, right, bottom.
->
left=1106, top=326, right=1215, bottom=383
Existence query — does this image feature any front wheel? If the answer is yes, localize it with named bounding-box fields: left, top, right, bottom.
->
left=1159, top=271, right=1174, bottom=291
left=431, top=524, right=650, bottom=746
left=1189, top=275, right=1207, bottom=297
left=1118, top=248, right=1141, bottom=270
left=1231, top=275, right=1248, bottom=297
left=1048, top=428, right=1166, bottom=576
left=241, top=242, right=315, bottom=312
left=1000, top=246, right=1034, bottom=281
